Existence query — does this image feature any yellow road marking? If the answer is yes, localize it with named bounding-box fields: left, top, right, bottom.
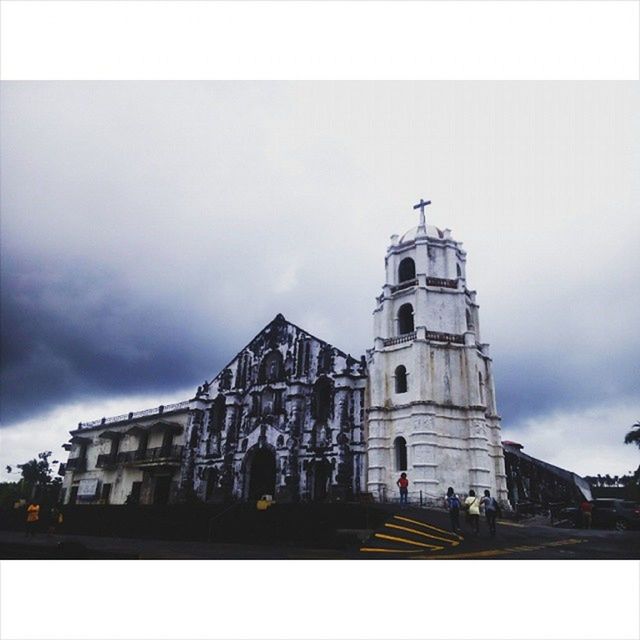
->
left=419, top=538, right=587, bottom=560
left=360, top=547, right=420, bottom=554
left=375, top=533, right=444, bottom=550
left=393, top=515, right=464, bottom=540
left=385, top=523, right=459, bottom=546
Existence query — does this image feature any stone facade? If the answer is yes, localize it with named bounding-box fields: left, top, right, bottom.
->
left=186, top=314, right=368, bottom=503
left=366, top=219, right=508, bottom=505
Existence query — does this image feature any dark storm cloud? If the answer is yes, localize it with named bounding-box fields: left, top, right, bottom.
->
left=0, top=252, right=229, bottom=424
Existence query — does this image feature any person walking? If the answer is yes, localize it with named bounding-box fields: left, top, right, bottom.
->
left=445, top=487, right=461, bottom=534
left=480, top=489, right=498, bottom=537
left=464, top=490, right=481, bottom=535
left=396, top=473, right=409, bottom=506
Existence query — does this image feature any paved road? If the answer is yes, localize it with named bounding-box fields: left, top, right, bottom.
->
left=1, top=507, right=638, bottom=559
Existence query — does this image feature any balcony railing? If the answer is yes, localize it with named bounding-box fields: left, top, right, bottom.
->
left=425, top=330, right=465, bottom=344
left=390, top=278, right=417, bottom=293
left=78, top=400, right=191, bottom=429
left=426, top=277, right=458, bottom=289
left=383, top=331, right=416, bottom=347
left=117, top=445, right=184, bottom=465
left=66, top=457, right=87, bottom=472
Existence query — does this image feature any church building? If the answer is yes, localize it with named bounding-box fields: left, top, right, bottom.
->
left=60, top=201, right=508, bottom=507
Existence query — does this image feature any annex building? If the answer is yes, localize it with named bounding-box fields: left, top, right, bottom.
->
left=61, top=202, right=509, bottom=507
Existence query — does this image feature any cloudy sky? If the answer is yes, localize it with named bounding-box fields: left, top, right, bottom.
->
left=1, top=81, right=638, bottom=480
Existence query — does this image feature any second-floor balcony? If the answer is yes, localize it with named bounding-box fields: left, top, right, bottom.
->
left=117, top=445, right=184, bottom=467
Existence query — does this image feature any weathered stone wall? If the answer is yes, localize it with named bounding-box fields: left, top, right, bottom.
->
left=188, top=314, right=368, bottom=503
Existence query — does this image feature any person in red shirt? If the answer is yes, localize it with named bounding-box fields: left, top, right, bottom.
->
left=579, top=499, right=593, bottom=529
left=397, top=473, right=409, bottom=506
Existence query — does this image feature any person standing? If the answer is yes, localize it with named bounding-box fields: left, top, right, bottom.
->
left=579, top=499, right=593, bottom=529
left=25, top=501, right=40, bottom=537
left=445, top=487, right=461, bottom=534
left=396, top=473, right=409, bottom=506
left=464, top=490, right=481, bottom=535
left=480, top=489, right=498, bottom=537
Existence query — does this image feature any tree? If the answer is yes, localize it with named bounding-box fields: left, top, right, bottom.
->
left=15, top=451, right=61, bottom=502
left=624, top=421, right=640, bottom=449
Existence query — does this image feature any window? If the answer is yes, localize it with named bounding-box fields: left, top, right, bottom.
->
left=398, top=303, right=414, bottom=334
left=211, top=394, right=226, bottom=431
left=260, top=350, right=284, bottom=383
left=318, top=346, right=333, bottom=374
left=395, top=365, right=408, bottom=393
left=478, top=372, right=485, bottom=404
left=398, top=257, right=416, bottom=283
left=456, top=264, right=462, bottom=278
left=394, top=436, right=407, bottom=471
left=236, top=354, right=251, bottom=388
left=313, top=377, right=333, bottom=423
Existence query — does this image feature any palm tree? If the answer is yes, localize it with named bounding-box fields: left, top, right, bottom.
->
left=624, top=421, right=640, bottom=449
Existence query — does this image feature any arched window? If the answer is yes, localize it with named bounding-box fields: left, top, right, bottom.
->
left=398, top=257, right=416, bottom=283
left=456, top=264, right=462, bottom=278
left=259, top=350, right=284, bottom=383
left=394, top=436, right=407, bottom=471
left=318, top=346, right=333, bottom=374
left=312, top=377, right=333, bottom=423
left=478, top=372, right=485, bottom=404
left=296, top=340, right=312, bottom=377
left=398, top=303, right=414, bottom=335
left=395, top=365, right=408, bottom=393
left=466, top=308, right=474, bottom=331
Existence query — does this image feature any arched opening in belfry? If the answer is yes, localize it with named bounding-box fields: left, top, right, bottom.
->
left=246, top=448, right=276, bottom=500
left=398, top=257, right=416, bottom=283
left=394, top=365, right=408, bottom=393
left=394, top=436, right=407, bottom=471
left=398, top=303, right=415, bottom=334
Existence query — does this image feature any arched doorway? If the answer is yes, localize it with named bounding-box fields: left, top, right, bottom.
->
left=247, top=448, right=276, bottom=500
left=310, top=459, right=332, bottom=501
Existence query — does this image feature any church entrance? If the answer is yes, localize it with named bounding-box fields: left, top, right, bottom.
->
left=310, top=459, right=331, bottom=501
left=247, top=448, right=276, bottom=500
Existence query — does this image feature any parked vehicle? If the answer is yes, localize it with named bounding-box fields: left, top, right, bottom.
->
left=558, top=499, right=640, bottom=531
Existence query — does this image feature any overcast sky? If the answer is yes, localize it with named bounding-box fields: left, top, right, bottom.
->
left=1, top=82, right=638, bottom=481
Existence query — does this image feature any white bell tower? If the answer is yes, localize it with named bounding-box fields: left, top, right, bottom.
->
left=366, top=199, right=508, bottom=504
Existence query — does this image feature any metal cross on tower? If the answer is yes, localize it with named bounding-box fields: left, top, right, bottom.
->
left=413, top=198, right=431, bottom=228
